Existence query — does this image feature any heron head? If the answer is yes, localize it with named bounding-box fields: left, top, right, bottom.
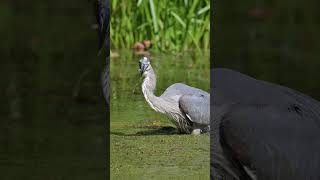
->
left=139, top=57, right=151, bottom=76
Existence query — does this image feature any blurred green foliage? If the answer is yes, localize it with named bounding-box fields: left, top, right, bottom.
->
left=110, top=0, right=210, bottom=51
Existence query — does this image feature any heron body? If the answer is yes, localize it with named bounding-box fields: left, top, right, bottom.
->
left=139, top=57, right=210, bottom=134
left=211, top=68, right=320, bottom=180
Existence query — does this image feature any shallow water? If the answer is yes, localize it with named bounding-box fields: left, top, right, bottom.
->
left=110, top=50, right=210, bottom=179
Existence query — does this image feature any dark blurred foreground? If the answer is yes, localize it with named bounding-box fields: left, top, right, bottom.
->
left=212, top=0, right=320, bottom=179
left=0, top=1, right=108, bottom=179
left=214, top=1, right=320, bottom=99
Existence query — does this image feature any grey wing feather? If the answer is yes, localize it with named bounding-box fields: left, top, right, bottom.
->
left=179, top=94, right=210, bottom=125
left=160, top=83, right=209, bottom=102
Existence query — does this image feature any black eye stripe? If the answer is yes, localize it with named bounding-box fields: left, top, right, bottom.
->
left=139, top=57, right=150, bottom=72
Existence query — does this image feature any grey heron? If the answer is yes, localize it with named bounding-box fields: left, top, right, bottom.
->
left=139, top=57, right=210, bottom=134
left=211, top=68, right=320, bottom=180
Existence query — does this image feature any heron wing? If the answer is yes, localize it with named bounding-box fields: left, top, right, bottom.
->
left=179, top=94, right=210, bottom=125
left=160, top=83, right=209, bottom=102
left=219, top=104, right=320, bottom=180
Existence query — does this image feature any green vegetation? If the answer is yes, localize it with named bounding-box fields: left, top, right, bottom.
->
left=110, top=51, right=210, bottom=179
left=110, top=0, right=210, bottom=51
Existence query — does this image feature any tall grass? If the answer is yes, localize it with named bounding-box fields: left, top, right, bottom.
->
left=110, top=0, right=210, bottom=52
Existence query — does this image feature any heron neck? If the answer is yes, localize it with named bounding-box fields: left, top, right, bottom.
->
left=142, top=67, right=168, bottom=114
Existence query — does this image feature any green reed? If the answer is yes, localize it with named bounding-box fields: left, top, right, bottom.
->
left=110, top=0, right=210, bottom=51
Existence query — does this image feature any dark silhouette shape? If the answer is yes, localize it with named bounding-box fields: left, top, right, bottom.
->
left=94, top=0, right=110, bottom=107
left=211, top=68, right=320, bottom=180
